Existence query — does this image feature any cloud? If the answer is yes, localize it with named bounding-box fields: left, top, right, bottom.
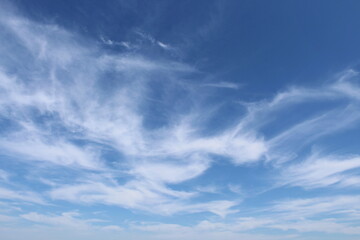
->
left=130, top=221, right=296, bottom=240
left=0, top=7, right=266, bottom=216
left=13, top=211, right=288, bottom=240
left=202, top=81, right=241, bottom=89
left=157, top=41, right=174, bottom=51
left=129, top=153, right=210, bottom=184
left=195, top=185, right=220, bottom=194
left=228, top=184, right=243, bottom=194
left=2, top=3, right=360, bottom=239
left=100, top=36, right=134, bottom=50
left=1, top=7, right=360, bottom=216
left=270, top=195, right=360, bottom=219
left=0, top=187, right=45, bottom=204
left=155, top=122, right=267, bottom=164
left=0, top=169, right=9, bottom=182
left=228, top=70, right=360, bottom=164
left=21, top=212, right=91, bottom=229
left=0, top=214, right=16, bottom=222
left=271, top=219, right=360, bottom=235
left=267, top=104, right=360, bottom=163
left=48, top=180, right=238, bottom=217
left=280, top=153, right=360, bottom=189
left=19, top=211, right=124, bottom=235
left=100, top=29, right=176, bottom=53
left=0, top=133, right=102, bottom=169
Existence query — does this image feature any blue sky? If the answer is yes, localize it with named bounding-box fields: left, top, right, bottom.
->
left=1, top=0, right=360, bottom=239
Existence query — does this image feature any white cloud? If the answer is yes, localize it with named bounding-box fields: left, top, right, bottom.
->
left=0, top=187, right=45, bottom=204
left=0, top=135, right=102, bottom=169
left=130, top=153, right=210, bottom=184
left=21, top=212, right=90, bottom=229
left=203, top=81, right=241, bottom=89
left=100, top=36, right=132, bottom=50
left=195, top=185, right=220, bottom=194
left=0, top=214, right=16, bottom=222
left=281, top=153, right=360, bottom=189
left=0, top=169, right=9, bottom=182
left=48, top=180, right=238, bottom=217
left=0, top=9, right=266, bottom=216
left=196, top=217, right=274, bottom=232
left=101, top=225, right=124, bottom=231
left=157, top=41, right=173, bottom=50
left=0, top=223, right=298, bottom=240
left=20, top=211, right=123, bottom=233
left=267, top=105, right=360, bottom=163
left=271, top=219, right=360, bottom=235
left=130, top=221, right=296, bottom=240
left=270, top=195, right=360, bottom=219
left=2, top=4, right=360, bottom=235
left=228, top=184, right=243, bottom=194
left=227, top=71, right=360, bottom=164
left=331, top=69, right=360, bottom=100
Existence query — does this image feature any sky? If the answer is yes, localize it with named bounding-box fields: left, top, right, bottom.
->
left=1, top=0, right=360, bottom=239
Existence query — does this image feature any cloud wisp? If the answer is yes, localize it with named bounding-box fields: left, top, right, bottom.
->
left=1, top=3, right=360, bottom=240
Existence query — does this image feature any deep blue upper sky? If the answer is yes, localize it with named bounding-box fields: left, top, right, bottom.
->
left=14, top=0, right=360, bottom=92
left=1, top=1, right=360, bottom=240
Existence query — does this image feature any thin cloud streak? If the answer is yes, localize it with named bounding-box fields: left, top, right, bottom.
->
left=1, top=3, right=360, bottom=239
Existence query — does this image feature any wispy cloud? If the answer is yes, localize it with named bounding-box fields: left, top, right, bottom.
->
left=280, top=153, right=360, bottom=189
left=0, top=169, right=9, bottom=182
left=270, top=195, right=360, bottom=219
left=202, top=81, right=242, bottom=89
left=2, top=2, right=360, bottom=239
left=1, top=8, right=360, bottom=214
left=271, top=219, right=360, bottom=235
left=21, top=212, right=92, bottom=229
left=0, top=187, right=45, bottom=204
